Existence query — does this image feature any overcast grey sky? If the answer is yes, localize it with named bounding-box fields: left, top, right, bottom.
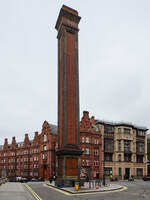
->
left=0, top=0, right=150, bottom=144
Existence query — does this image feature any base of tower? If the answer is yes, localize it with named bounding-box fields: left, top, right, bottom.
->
left=56, top=177, right=78, bottom=187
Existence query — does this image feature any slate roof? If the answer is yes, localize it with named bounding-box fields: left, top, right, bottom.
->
left=95, top=119, right=148, bottom=131
left=49, top=123, right=58, bottom=135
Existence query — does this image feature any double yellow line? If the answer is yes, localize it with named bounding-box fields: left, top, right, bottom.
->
left=23, top=183, right=42, bottom=200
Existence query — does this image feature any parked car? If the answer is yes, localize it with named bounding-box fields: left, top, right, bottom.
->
left=16, top=176, right=22, bottom=182
left=143, top=176, right=150, bottom=181
left=38, top=178, right=44, bottom=182
left=31, top=178, right=39, bottom=182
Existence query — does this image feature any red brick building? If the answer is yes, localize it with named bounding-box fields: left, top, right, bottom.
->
left=0, top=112, right=102, bottom=180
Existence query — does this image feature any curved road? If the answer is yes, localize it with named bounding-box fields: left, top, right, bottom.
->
left=0, top=180, right=150, bottom=200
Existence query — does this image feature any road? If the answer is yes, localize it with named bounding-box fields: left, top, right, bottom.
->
left=0, top=180, right=150, bottom=200
left=27, top=180, right=150, bottom=200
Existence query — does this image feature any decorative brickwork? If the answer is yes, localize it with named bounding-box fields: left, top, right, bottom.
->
left=55, top=5, right=82, bottom=186
left=0, top=112, right=103, bottom=181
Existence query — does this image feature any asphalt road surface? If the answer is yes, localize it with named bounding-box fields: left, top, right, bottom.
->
left=27, top=180, right=150, bottom=200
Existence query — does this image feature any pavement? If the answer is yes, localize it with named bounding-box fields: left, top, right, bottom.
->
left=0, top=182, right=35, bottom=200
left=46, top=181, right=125, bottom=194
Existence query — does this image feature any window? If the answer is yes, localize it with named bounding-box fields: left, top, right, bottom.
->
left=94, top=160, right=99, bottom=166
left=94, top=149, right=99, bottom=156
left=24, top=150, right=28, bottom=155
left=42, top=154, right=47, bottom=160
left=124, top=140, right=131, bottom=152
left=137, top=168, right=143, bottom=177
left=118, top=140, right=121, bottom=151
left=34, top=172, right=38, bottom=176
left=118, top=128, right=121, bottom=134
left=82, top=159, right=85, bottom=166
left=24, top=157, right=28, bottom=162
left=82, top=148, right=85, bottom=154
left=118, top=154, right=121, bottom=162
left=24, top=165, right=28, bottom=169
left=137, top=130, right=145, bottom=137
left=104, top=139, right=114, bottom=151
left=11, top=152, right=15, bottom=156
left=86, top=160, right=90, bottom=166
left=137, top=155, right=143, bottom=163
left=124, top=154, right=131, bottom=162
left=104, top=125, right=114, bottom=133
left=34, top=149, right=38, bottom=153
left=104, top=167, right=112, bottom=176
left=34, top=157, right=38, bottom=161
left=104, top=153, right=113, bottom=161
left=85, top=148, right=90, bottom=155
left=34, top=164, right=38, bottom=168
left=136, top=142, right=144, bottom=153
left=82, top=137, right=85, bottom=143
left=44, top=134, right=47, bottom=142
left=124, top=128, right=131, bottom=134
left=119, top=168, right=122, bottom=176
left=85, top=137, right=90, bottom=143
left=93, top=171, right=99, bottom=178
left=94, top=139, right=99, bottom=144
left=43, top=145, right=47, bottom=151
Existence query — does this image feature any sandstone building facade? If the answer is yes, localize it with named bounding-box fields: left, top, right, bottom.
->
left=96, top=120, right=148, bottom=179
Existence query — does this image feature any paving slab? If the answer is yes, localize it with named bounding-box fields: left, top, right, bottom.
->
left=0, top=182, right=34, bottom=200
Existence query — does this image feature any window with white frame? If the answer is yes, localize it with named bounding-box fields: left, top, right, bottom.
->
left=85, top=148, right=90, bottom=155
left=94, top=138, right=99, bottom=145
left=86, top=137, right=90, bottom=143
left=24, top=157, right=28, bottom=162
left=34, top=157, right=38, bottom=161
left=94, top=160, right=99, bottom=166
left=44, top=134, right=47, bottom=142
left=24, top=150, right=28, bottom=155
left=34, top=164, right=38, bottom=168
left=42, top=154, right=47, bottom=160
left=82, top=137, right=85, bottom=143
left=43, top=145, right=47, bottom=151
left=82, top=159, right=85, bottom=166
left=86, top=160, right=90, bottom=166
left=94, top=149, right=99, bottom=156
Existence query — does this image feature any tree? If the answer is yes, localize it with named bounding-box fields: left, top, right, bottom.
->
left=147, top=136, right=150, bottom=160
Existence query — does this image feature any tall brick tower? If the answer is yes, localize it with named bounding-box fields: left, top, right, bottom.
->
left=55, top=5, right=82, bottom=186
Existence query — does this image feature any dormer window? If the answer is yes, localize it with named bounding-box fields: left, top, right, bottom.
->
left=44, top=134, right=47, bottom=142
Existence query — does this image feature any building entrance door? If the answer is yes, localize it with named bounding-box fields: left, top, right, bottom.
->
left=125, top=168, right=130, bottom=179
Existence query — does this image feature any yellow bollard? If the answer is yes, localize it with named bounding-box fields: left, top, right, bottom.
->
left=75, top=183, right=79, bottom=191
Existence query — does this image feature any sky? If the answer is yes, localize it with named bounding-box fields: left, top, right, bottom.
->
left=0, top=0, right=150, bottom=144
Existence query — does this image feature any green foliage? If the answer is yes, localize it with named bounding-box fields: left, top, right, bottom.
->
left=147, top=136, right=150, bottom=160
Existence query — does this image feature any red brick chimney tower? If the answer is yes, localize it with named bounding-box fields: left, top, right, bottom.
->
left=55, top=5, right=82, bottom=186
